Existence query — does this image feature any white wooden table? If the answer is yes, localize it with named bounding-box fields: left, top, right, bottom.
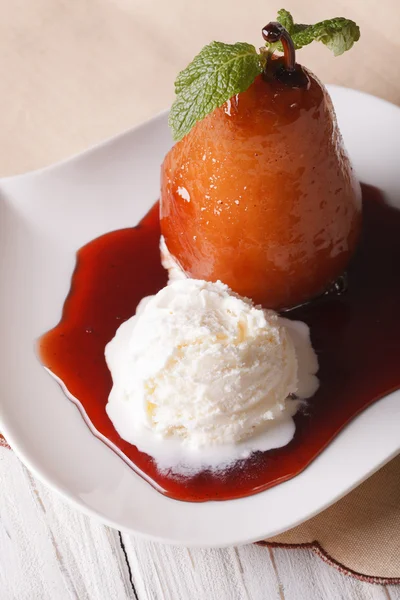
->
left=1, top=448, right=399, bottom=599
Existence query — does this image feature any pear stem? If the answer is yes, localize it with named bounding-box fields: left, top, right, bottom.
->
left=262, top=22, right=295, bottom=71
left=261, top=22, right=309, bottom=88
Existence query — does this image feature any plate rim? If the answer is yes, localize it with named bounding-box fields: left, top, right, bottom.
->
left=2, top=413, right=399, bottom=547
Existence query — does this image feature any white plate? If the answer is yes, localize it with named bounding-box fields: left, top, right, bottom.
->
left=0, top=86, right=399, bottom=547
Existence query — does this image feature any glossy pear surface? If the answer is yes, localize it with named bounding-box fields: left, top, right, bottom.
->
left=160, top=69, right=361, bottom=309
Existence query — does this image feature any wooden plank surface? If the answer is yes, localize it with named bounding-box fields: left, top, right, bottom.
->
left=1, top=447, right=399, bottom=599
left=0, top=448, right=134, bottom=600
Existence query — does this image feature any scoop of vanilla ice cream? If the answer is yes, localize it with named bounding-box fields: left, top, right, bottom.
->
left=105, top=279, right=299, bottom=448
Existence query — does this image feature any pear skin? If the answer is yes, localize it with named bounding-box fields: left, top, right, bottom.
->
left=160, top=70, right=361, bottom=309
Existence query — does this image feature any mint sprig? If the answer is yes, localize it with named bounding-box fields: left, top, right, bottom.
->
left=169, top=10, right=360, bottom=141
left=275, top=9, right=360, bottom=56
left=169, top=42, right=262, bottom=141
left=276, top=8, right=296, bottom=34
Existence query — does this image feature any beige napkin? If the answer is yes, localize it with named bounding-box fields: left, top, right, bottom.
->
left=0, top=0, right=399, bottom=582
left=263, top=455, right=400, bottom=583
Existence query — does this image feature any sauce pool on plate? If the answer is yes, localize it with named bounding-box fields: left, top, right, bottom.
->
left=38, top=184, right=400, bottom=502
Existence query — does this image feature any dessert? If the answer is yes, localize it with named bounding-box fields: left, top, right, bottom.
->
left=161, top=17, right=361, bottom=308
left=105, top=279, right=318, bottom=471
left=38, top=11, right=399, bottom=502
left=39, top=186, right=400, bottom=500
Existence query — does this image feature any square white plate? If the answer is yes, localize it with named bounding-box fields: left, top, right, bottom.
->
left=0, top=86, right=399, bottom=546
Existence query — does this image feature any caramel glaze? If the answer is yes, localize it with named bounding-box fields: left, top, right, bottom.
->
left=39, top=184, right=400, bottom=501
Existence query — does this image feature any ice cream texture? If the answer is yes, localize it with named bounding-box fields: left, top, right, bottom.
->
left=106, top=278, right=318, bottom=468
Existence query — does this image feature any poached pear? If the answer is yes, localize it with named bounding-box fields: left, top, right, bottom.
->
left=161, top=21, right=361, bottom=309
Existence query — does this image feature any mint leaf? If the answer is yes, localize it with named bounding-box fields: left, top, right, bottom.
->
left=169, top=42, right=262, bottom=141
left=310, top=19, right=360, bottom=56
left=276, top=9, right=294, bottom=34
left=275, top=10, right=360, bottom=56
left=169, top=11, right=360, bottom=140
